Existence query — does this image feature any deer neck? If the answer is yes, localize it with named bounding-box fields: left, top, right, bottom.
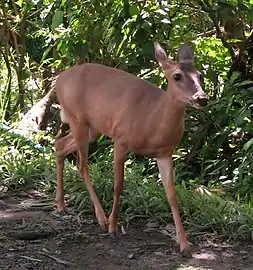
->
left=140, top=89, right=186, bottom=157
left=163, top=89, right=186, bottom=129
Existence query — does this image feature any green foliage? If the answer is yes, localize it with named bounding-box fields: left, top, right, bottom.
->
left=0, top=125, right=55, bottom=190
left=179, top=70, right=253, bottom=201
left=178, top=187, right=253, bottom=239
left=1, top=0, right=253, bottom=241
left=1, top=125, right=253, bottom=240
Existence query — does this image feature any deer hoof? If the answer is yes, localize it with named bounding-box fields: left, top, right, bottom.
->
left=100, top=223, right=108, bottom=232
left=56, top=205, right=68, bottom=214
left=57, top=209, right=68, bottom=215
left=109, top=232, right=119, bottom=240
left=181, top=249, right=192, bottom=258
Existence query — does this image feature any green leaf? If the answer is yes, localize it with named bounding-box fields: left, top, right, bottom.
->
left=41, top=45, right=53, bottom=61
left=229, top=72, right=241, bottom=83
left=16, top=0, right=23, bottom=7
left=20, top=70, right=31, bottom=80
left=243, top=138, right=253, bottom=151
left=235, top=80, right=253, bottom=87
left=129, top=5, right=140, bottom=17
left=24, top=1, right=33, bottom=11
left=52, top=10, right=64, bottom=31
left=73, top=41, right=89, bottom=60
left=248, top=9, right=253, bottom=21
left=235, top=108, right=250, bottom=126
left=40, top=3, right=54, bottom=20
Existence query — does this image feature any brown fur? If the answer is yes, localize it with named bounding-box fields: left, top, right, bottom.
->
left=54, top=43, right=208, bottom=257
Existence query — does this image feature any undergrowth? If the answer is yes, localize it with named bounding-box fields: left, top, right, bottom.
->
left=1, top=129, right=253, bottom=241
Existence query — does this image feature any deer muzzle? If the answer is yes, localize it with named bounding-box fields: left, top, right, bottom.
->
left=192, top=91, right=209, bottom=107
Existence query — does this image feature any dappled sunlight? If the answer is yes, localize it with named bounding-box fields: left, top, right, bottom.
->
left=0, top=209, right=45, bottom=221
left=1, top=0, right=253, bottom=269
left=193, top=251, right=217, bottom=261
left=175, top=247, right=250, bottom=270
left=0, top=191, right=253, bottom=269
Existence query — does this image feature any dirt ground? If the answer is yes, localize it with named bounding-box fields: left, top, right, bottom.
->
left=0, top=190, right=253, bottom=270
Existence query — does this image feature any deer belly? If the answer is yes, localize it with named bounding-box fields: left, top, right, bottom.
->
left=104, top=116, right=184, bottom=157
left=116, top=134, right=181, bottom=158
left=134, top=144, right=176, bottom=157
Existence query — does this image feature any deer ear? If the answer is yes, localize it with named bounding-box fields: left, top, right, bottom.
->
left=154, top=43, right=168, bottom=65
left=178, top=44, right=194, bottom=64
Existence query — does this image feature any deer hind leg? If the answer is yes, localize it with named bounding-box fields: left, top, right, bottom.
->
left=55, top=121, right=73, bottom=212
left=156, top=157, right=192, bottom=258
left=108, top=142, right=127, bottom=236
left=55, top=133, right=77, bottom=212
left=68, top=121, right=108, bottom=228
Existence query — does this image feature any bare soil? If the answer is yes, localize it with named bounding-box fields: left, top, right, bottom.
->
left=0, top=190, right=253, bottom=270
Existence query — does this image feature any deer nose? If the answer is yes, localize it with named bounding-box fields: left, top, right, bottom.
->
left=193, top=92, right=208, bottom=107
left=196, top=96, right=208, bottom=107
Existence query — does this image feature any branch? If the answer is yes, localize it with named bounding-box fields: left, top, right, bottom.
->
left=196, top=28, right=218, bottom=37
left=211, top=15, right=235, bottom=59
left=166, top=2, right=185, bottom=40
left=0, top=47, right=12, bottom=119
left=17, top=17, right=27, bottom=110
left=227, top=30, right=253, bottom=78
left=196, top=0, right=211, bottom=12
left=26, top=6, right=45, bottom=19
left=240, top=29, right=253, bottom=52
left=196, top=0, right=235, bottom=59
left=0, top=9, right=20, bottom=68
left=0, top=13, right=16, bottom=21
left=11, top=0, right=19, bottom=16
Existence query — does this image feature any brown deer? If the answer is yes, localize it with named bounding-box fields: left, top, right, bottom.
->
left=54, top=43, right=208, bottom=258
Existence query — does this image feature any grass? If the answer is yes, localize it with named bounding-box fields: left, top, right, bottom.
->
left=1, top=131, right=253, bottom=241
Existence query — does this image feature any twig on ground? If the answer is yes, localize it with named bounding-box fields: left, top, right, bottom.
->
left=19, top=255, right=42, bottom=262
left=37, top=251, right=75, bottom=266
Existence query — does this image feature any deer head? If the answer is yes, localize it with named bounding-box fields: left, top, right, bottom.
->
left=154, top=43, right=208, bottom=109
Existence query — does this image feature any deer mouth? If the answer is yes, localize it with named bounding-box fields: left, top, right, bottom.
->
left=190, top=100, right=203, bottom=109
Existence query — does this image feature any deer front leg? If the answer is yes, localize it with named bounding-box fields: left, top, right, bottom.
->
left=156, top=157, right=192, bottom=258
left=108, top=143, right=127, bottom=236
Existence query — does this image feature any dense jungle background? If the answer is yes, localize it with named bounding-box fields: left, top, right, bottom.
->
left=0, top=0, right=253, bottom=269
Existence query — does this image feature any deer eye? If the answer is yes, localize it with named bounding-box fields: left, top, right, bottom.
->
left=173, top=73, right=183, bottom=82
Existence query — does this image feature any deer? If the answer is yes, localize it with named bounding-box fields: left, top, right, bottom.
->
left=54, top=43, right=208, bottom=258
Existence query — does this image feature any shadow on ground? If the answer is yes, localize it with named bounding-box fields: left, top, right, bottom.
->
left=0, top=190, right=252, bottom=270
